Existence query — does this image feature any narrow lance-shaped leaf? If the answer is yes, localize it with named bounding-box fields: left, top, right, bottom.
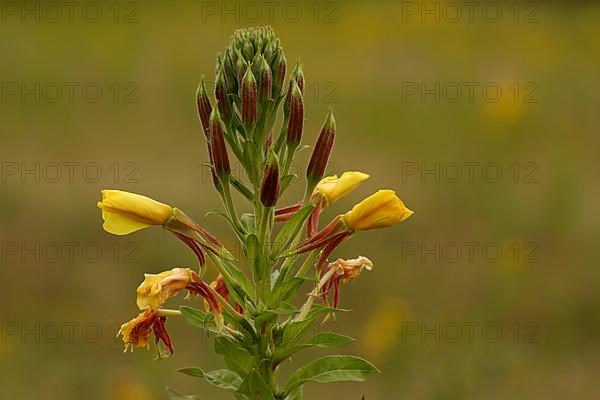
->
left=285, top=356, right=379, bottom=392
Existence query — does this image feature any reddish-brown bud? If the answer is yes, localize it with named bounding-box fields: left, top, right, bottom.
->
left=307, top=109, right=336, bottom=183
left=215, top=68, right=232, bottom=121
left=286, top=81, right=304, bottom=147
left=242, top=67, right=257, bottom=125
left=195, top=78, right=212, bottom=138
left=292, top=62, right=305, bottom=94
left=258, top=56, right=273, bottom=101
left=260, top=152, right=280, bottom=207
left=272, top=50, right=287, bottom=96
left=209, top=107, right=230, bottom=178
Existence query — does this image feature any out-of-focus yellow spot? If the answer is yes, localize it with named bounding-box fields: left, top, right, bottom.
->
left=111, top=382, right=154, bottom=400
left=360, top=297, right=413, bottom=361
left=482, top=80, right=529, bottom=124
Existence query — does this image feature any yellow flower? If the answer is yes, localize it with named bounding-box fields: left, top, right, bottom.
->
left=136, top=268, right=193, bottom=310
left=342, top=190, right=413, bottom=231
left=314, top=171, right=370, bottom=206
left=97, top=190, right=173, bottom=235
left=118, top=310, right=156, bottom=352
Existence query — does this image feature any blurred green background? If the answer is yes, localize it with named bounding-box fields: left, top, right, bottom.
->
left=1, top=0, right=598, bottom=399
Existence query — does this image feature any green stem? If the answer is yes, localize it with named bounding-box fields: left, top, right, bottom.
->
left=296, top=266, right=337, bottom=322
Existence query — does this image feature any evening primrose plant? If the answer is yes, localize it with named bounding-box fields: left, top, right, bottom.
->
left=97, top=27, right=413, bottom=400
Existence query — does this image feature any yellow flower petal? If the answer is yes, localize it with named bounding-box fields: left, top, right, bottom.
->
left=314, top=171, right=370, bottom=206
left=342, top=189, right=413, bottom=231
left=97, top=190, right=173, bottom=235
left=136, top=268, right=192, bottom=310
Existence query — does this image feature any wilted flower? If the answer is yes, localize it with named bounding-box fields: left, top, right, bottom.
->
left=97, top=190, right=173, bottom=235
left=118, top=309, right=173, bottom=356
left=136, top=268, right=193, bottom=311
left=320, top=256, right=374, bottom=308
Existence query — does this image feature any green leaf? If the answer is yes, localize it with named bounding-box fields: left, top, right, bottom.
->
left=274, top=333, right=355, bottom=364
left=272, top=205, right=314, bottom=257
left=245, top=234, right=265, bottom=280
left=231, top=176, right=254, bottom=202
left=166, top=387, right=201, bottom=400
left=238, top=370, right=275, bottom=400
left=305, top=332, right=355, bottom=348
left=215, top=336, right=253, bottom=376
left=220, top=259, right=255, bottom=305
left=178, top=367, right=205, bottom=378
left=285, top=356, right=379, bottom=392
left=268, top=277, right=304, bottom=308
left=178, top=367, right=242, bottom=391
left=180, top=306, right=218, bottom=334
left=285, top=386, right=303, bottom=400
left=240, top=213, right=256, bottom=234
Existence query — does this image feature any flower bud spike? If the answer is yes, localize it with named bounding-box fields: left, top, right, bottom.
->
left=307, top=109, right=336, bottom=186
left=260, top=151, right=280, bottom=208
left=215, top=68, right=232, bottom=121
left=242, top=67, right=258, bottom=126
left=196, top=77, right=212, bottom=138
left=286, top=80, right=304, bottom=149
left=209, top=106, right=231, bottom=179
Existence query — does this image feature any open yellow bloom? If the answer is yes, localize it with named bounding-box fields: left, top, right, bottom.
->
left=314, top=171, right=370, bottom=206
left=136, top=268, right=193, bottom=310
left=118, top=310, right=156, bottom=352
left=342, top=190, right=413, bottom=231
left=97, top=190, right=173, bottom=235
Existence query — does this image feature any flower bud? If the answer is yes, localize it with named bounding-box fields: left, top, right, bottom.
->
left=291, top=61, right=305, bottom=94
left=242, top=39, right=254, bottom=61
left=241, top=67, right=257, bottom=125
left=260, top=152, right=280, bottom=208
left=272, top=50, right=287, bottom=96
left=215, top=68, right=232, bottom=121
left=342, top=190, right=413, bottom=231
left=195, top=78, right=212, bottom=138
left=258, top=55, right=273, bottom=101
left=97, top=190, right=173, bottom=235
left=314, top=171, right=370, bottom=206
left=209, top=107, right=231, bottom=178
left=223, top=49, right=238, bottom=92
left=286, top=80, right=304, bottom=148
left=236, top=50, right=246, bottom=86
left=307, top=109, right=336, bottom=184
